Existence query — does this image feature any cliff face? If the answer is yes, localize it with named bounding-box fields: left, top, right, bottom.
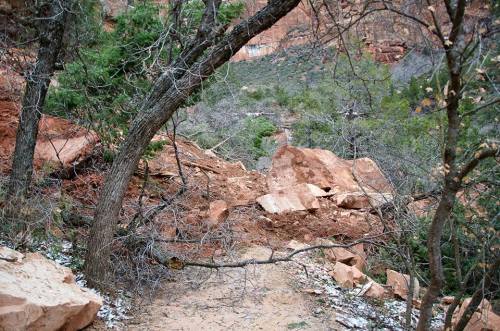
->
left=232, top=0, right=491, bottom=62
left=1, top=0, right=490, bottom=63
left=232, top=0, right=312, bottom=61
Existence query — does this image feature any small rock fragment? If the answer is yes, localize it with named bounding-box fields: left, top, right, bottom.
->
left=362, top=280, right=387, bottom=299
left=330, top=262, right=367, bottom=288
left=441, top=296, right=455, bottom=305
left=0, top=246, right=24, bottom=262
left=287, top=240, right=310, bottom=251
left=323, top=243, right=366, bottom=271
left=386, top=269, right=420, bottom=300
left=207, top=200, right=229, bottom=226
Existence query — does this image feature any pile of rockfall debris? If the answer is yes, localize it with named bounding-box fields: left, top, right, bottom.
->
left=284, top=244, right=500, bottom=331
left=1, top=68, right=498, bottom=330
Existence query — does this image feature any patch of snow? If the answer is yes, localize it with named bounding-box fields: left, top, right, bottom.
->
left=283, top=253, right=445, bottom=330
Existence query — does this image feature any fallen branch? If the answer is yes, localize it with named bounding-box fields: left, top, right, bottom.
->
left=208, top=136, right=232, bottom=152
left=181, top=160, right=221, bottom=174
left=151, top=238, right=383, bottom=270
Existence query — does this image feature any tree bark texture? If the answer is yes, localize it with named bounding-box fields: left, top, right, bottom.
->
left=7, top=0, right=69, bottom=198
left=416, top=1, right=467, bottom=328
left=84, top=0, right=302, bottom=288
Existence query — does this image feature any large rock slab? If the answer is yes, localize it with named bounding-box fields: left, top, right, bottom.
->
left=0, top=104, right=99, bottom=174
left=0, top=246, right=102, bottom=331
left=256, top=183, right=324, bottom=213
left=34, top=116, right=99, bottom=170
left=266, top=146, right=393, bottom=208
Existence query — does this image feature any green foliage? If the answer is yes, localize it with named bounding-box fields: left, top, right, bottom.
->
left=46, top=0, right=244, bottom=146
left=217, top=1, right=245, bottom=23
left=246, top=87, right=267, bottom=101
left=46, top=2, right=162, bottom=143
left=274, top=85, right=290, bottom=107
left=143, top=140, right=168, bottom=160
left=239, top=117, right=277, bottom=158
left=287, top=321, right=308, bottom=330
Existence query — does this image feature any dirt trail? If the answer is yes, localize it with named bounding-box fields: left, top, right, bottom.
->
left=126, top=246, right=339, bottom=331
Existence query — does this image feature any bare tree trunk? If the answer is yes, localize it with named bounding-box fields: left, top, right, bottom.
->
left=416, top=1, right=466, bottom=328
left=7, top=0, right=69, bottom=199
left=84, top=0, right=302, bottom=288
left=404, top=258, right=416, bottom=330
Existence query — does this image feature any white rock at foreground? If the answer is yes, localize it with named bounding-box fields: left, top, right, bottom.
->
left=256, top=183, right=322, bottom=213
left=0, top=247, right=102, bottom=331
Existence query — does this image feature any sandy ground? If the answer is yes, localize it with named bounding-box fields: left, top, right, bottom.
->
left=124, top=246, right=340, bottom=331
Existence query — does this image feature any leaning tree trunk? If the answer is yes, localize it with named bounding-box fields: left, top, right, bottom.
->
left=7, top=0, right=69, bottom=199
left=84, top=0, right=302, bottom=288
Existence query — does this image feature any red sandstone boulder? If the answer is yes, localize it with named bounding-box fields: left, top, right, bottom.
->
left=360, top=280, right=388, bottom=299
left=256, top=183, right=325, bottom=213
left=330, top=262, right=367, bottom=288
left=0, top=247, right=102, bottom=331
left=452, top=298, right=500, bottom=331
left=0, top=105, right=99, bottom=174
left=207, top=200, right=229, bottom=226
left=330, top=262, right=387, bottom=299
left=266, top=146, right=393, bottom=209
left=324, top=243, right=366, bottom=271
left=34, top=116, right=99, bottom=170
left=386, top=269, right=420, bottom=300
left=0, top=70, right=99, bottom=174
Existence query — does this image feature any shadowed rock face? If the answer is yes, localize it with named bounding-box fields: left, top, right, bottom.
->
left=4, top=0, right=491, bottom=63
left=0, top=246, right=102, bottom=331
left=451, top=298, right=500, bottom=331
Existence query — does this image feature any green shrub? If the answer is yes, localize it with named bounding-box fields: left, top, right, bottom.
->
left=240, top=117, right=277, bottom=158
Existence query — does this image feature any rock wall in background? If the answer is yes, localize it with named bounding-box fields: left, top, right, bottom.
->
left=0, top=0, right=491, bottom=62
